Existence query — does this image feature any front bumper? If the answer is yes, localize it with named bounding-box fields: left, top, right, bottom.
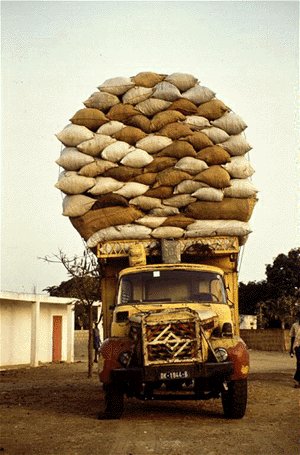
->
left=110, top=361, right=234, bottom=383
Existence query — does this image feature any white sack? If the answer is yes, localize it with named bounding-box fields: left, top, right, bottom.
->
left=152, top=81, right=182, bottom=101
left=224, top=179, right=258, bottom=198
left=88, top=177, right=124, bottom=195
left=192, top=187, right=224, bottom=201
left=55, top=172, right=95, bottom=194
left=174, top=180, right=208, bottom=194
left=122, top=86, right=153, bottom=105
left=212, top=112, right=247, bottom=135
left=150, top=206, right=180, bottom=216
left=222, top=156, right=255, bottom=179
left=136, top=135, right=172, bottom=153
left=183, top=116, right=210, bottom=130
left=165, top=73, right=198, bottom=91
left=136, top=98, right=172, bottom=116
left=101, top=141, right=134, bottom=162
left=62, top=195, right=95, bottom=217
left=97, top=121, right=125, bottom=136
left=84, top=91, right=120, bottom=111
left=56, top=124, right=94, bottom=147
left=87, top=224, right=152, bottom=248
left=182, top=85, right=215, bottom=104
left=186, top=220, right=252, bottom=237
left=175, top=157, right=208, bottom=175
left=98, top=77, right=134, bottom=95
left=120, top=149, right=153, bottom=168
left=151, top=226, right=184, bottom=239
left=135, top=216, right=167, bottom=228
left=56, top=148, right=94, bottom=171
left=77, top=134, right=116, bottom=156
left=219, top=134, right=252, bottom=156
left=201, top=127, right=230, bottom=143
left=114, top=182, right=149, bottom=198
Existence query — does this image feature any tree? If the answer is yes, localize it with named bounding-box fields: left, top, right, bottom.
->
left=41, top=249, right=102, bottom=377
left=266, top=248, right=300, bottom=299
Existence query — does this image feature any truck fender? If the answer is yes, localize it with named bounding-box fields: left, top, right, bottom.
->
left=99, top=337, right=133, bottom=384
left=227, top=340, right=249, bottom=381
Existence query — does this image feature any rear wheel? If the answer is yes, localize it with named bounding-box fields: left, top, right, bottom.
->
left=221, top=379, right=247, bottom=419
left=104, top=383, right=124, bottom=419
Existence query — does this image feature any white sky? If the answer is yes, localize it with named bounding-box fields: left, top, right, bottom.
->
left=1, top=0, right=299, bottom=293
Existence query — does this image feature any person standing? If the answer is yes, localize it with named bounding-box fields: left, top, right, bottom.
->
left=290, top=312, right=300, bottom=388
left=93, top=322, right=101, bottom=363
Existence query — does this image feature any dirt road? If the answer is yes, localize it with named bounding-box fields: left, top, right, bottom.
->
left=1, top=351, right=299, bottom=455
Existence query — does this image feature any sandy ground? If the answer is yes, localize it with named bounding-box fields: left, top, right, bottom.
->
left=0, top=350, right=299, bottom=455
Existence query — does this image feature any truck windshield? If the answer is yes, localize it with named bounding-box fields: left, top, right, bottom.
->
left=118, top=270, right=226, bottom=305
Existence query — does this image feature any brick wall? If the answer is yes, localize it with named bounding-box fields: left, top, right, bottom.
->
left=240, top=329, right=290, bottom=352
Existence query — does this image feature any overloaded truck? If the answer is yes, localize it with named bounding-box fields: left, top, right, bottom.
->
left=97, top=235, right=249, bottom=419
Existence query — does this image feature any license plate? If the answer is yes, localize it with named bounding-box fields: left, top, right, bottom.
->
left=160, top=370, right=189, bottom=380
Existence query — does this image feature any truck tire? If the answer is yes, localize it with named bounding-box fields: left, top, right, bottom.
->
left=221, top=379, right=247, bottom=419
left=104, top=383, right=124, bottom=419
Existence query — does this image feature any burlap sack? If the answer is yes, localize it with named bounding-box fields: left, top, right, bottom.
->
left=113, top=126, right=146, bottom=145
left=144, top=156, right=177, bottom=173
left=91, top=193, right=129, bottom=209
left=120, top=149, right=153, bottom=168
left=101, top=141, right=133, bottom=162
left=224, top=179, right=258, bottom=198
left=56, top=148, right=94, bottom=171
left=155, top=169, right=192, bottom=186
left=62, top=195, right=96, bottom=217
left=157, top=140, right=197, bottom=159
left=185, top=197, right=257, bottom=222
left=175, top=157, right=208, bottom=175
left=55, top=172, right=95, bottom=195
left=124, top=114, right=152, bottom=133
left=88, top=176, right=124, bottom=195
left=84, top=91, right=120, bottom=112
left=192, top=187, right=224, bottom=202
left=196, top=99, right=229, bottom=120
left=150, top=206, right=180, bottom=216
left=150, top=110, right=186, bottom=132
left=152, top=81, right=182, bottom=101
left=136, top=135, right=172, bottom=153
left=163, top=194, right=197, bottom=208
left=133, top=173, right=158, bottom=186
left=56, top=124, right=94, bottom=147
left=151, top=226, right=184, bottom=239
left=97, top=121, right=125, bottom=136
left=114, top=182, right=149, bottom=198
left=135, top=215, right=167, bottom=228
left=212, top=112, right=247, bottom=135
left=70, top=108, right=108, bottom=131
left=78, top=159, right=117, bottom=177
left=165, top=73, right=198, bottom=92
left=136, top=98, right=172, bottom=116
left=107, top=104, right=140, bottom=122
left=186, top=220, right=251, bottom=237
left=174, top=180, right=207, bottom=194
left=167, top=99, right=198, bottom=115
left=185, top=132, right=214, bottom=151
left=194, top=165, right=231, bottom=189
left=159, top=123, right=193, bottom=140
left=130, top=196, right=163, bottom=210
left=87, top=224, right=152, bottom=248
left=132, top=72, right=165, bottom=88
left=77, top=134, right=116, bottom=156
left=220, top=134, right=252, bottom=156
left=122, top=86, right=153, bottom=105
left=182, top=85, right=215, bottom=105
left=196, top=145, right=231, bottom=165
left=201, top=127, right=230, bottom=144
left=222, top=156, right=255, bottom=179
left=183, top=116, right=210, bottom=131
left=70, top=205, right=143, bottom=240
left=98, top=77, right=134, bottom=95
left=103, top=166, right=142, bottom=182
left=144, top=186, right=174, bottom=198
left=161, top=215, right=194, bottom=228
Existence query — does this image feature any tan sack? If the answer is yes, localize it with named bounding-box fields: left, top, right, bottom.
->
left=78, top=159, right=118, bottom=177
left=155, top=169, right=192, bottom=186
left=163, top=194, right=197, bottom=208
left=124, top=114, right=152, bottom=133
left=56, top=148, right=94, bottom=171
left=132, top=72, right=165, bottom=88
left=55, top=172, right=95, bottom=195
left=182, top=85, right=215, bottom=105
left=212, top=112, right=247, bottom=135
left=144, top=186, right=174, bottom=199
left=135, top=215, right=167, bottom=228
left=150, top=206, right=180, bottom=216
left=136, top=98, right=172, bottom=116
left=77, top=134, right=116, bottom=156
left=107, top=104, right=140, bottom=122
left=130, top=196, right=163, bottom=210
left=183, top=116, right=210, bottom=131
left=101, top=141, right=134, bottom=162
left=194, top=165, right=231, bottom=188
left=120, top=149, right=153, bottom=168
left=70, top=108, right=108, bottom=131
left=151, top=226, right=184, bottom=239
left=133, top=173, right=158, bottom=186
left=70, top=206, right=143, bottom=240
left=145, top=156, right=177, bottom=173
left=222, top=156, right=255, bottom=179
left=122, top=86, right=153, bottom=105
left=56, top=124, right=94, bottom=147
left=98, top=77, right=134, bottom=95
left=62, top=195, right=96, bottom=217
left=219, top=134, right=252, bottom=156
left=114, top=182, right=149, bottom=198
left=174, top=180, right=208, bottom=194
left=185, top=131, right=214, bottom=150
left=103, top=166, right=142, bottom=182
left=88, top=177, right=124, bottom=195
left=196, top=99, right=229, bottom=120
left=136, top=135, right=172, bottom=153
left=152, top=81, right=182, bottom=101
left=224, top=179, right=258, bottom=198
left=167, top=98, right=198, bottom=115
left=165, top=73, right=198, bottom=92
left=175, top=157, right=208, bottom=175
left=196, top=145, right=231, bottom=165
left=201, top=127, right=230, bottom=144
left=87, top=224, right=152, bottom=248
left=161, top=215, right=194, bottom=228
left=150, top=110, right=186, bottom=132
left=159, top=123, right=193, bottom=140
left=97, top=121, right=125, bottom=136
left=157, top=140, right=197, bottom=159
left=185, top=197, right=257, bottom=222
left=192, top=187, right=224, bottom=202
left=91, top=193, right=129, bottom=209
left=84, top=91, right=120, bottom=111
left=113, top=126, right=146, bottom=145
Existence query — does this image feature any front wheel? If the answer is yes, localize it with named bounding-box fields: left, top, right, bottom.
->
left=104, top=383, right=124, bottom=419
left=221, top=379, right=247, bottom=419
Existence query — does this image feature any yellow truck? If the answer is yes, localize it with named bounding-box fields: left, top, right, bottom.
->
left=97, top=236, right=249, bottom=419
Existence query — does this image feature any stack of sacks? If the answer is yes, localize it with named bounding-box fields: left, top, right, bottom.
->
left=55, top=72, right=257, bottom=249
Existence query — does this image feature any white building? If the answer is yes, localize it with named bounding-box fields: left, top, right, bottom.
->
left=239, top=314, right=257, bottom=330
left=0, top=292, right=75, bottom=368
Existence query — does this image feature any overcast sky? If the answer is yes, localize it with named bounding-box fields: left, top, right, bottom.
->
left=1, top=0, right=299, bottom=294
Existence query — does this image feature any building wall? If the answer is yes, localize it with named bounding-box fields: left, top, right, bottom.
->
left=240, top=329, right=290, bottom=352
left=39, top=304, right=69, bottom=363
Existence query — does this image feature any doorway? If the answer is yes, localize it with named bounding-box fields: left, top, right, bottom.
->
left=52, top=316, right=62, bottom=362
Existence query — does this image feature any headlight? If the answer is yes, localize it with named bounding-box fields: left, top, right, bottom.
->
left=214, top=347, right=228, bottom=362
left=118, top=351, right=132, bottom=367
